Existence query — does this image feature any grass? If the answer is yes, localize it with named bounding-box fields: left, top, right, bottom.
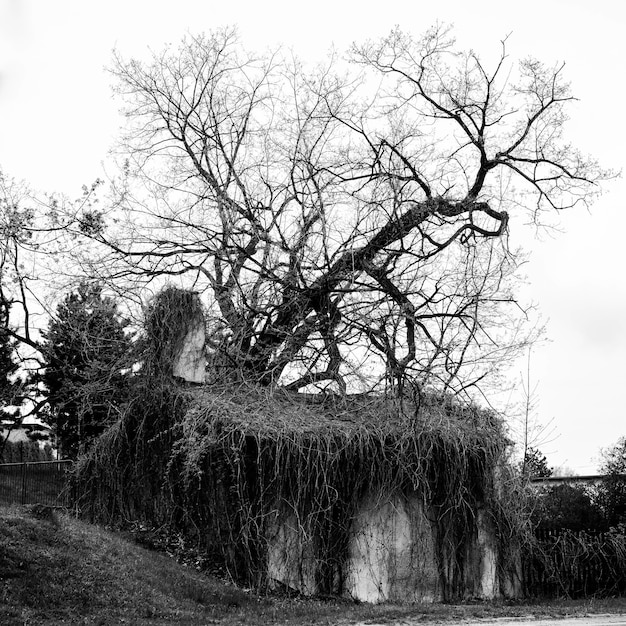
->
left=2, top=504, right=626, bottom=625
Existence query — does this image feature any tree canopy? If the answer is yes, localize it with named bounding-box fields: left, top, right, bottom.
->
left=3, top=26, right=612, bottom=399
left=71, top=26, right=607, bottom=396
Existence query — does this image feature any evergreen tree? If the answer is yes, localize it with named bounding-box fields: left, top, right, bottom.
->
left=0, top=439, right=54, bottom=463
left=522, top=447, right=553, bottom=479
left=40, top=284, right=131, bottom=459
left=531, top=483, right=606, bottom=531
left=597, top=437, right=626, bottom=527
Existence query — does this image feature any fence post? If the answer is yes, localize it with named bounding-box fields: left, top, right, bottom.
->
left=20, top=461, right=27, bottom=505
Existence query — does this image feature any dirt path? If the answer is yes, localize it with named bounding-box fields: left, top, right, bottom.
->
left=355, top=615, right=626, bottom=626
left=462, top=617, right=626, bottom=626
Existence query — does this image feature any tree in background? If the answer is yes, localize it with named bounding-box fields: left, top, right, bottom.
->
left=1, top=167, right=75, bottom=359
left=512, top=349, right=555, bottom=478
left=67, top=26, right=610, bottom=400
left=523, top=447, right=553, bottom=479
left=525, top=446, right=606, bottom=532
left=531, top=482, right=606, bottom=531
left=530, top=438, right=626, bottom=531
left=0, top=439, right=54, bottom=463
left=597, top=437, right=626, bottom=527
left=39, top=283, right=131, bottom=459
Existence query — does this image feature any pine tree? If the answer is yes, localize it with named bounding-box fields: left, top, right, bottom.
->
left=522, top=447, right=553, bottom=479
left=597, top=438, right=626, bottom=527
left=41, top=284, right=131, bottom=459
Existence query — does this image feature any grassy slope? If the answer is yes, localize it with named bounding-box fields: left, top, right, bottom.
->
left=2, top=504, right=626, bottom=626
left=0, top=504, right=265, bottom=625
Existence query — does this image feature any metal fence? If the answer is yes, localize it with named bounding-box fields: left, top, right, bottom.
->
left=0, top=460, right=73, bottom=507
left=525, top=527, right=626, bottom=598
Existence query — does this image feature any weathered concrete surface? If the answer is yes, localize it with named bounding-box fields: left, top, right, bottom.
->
left=344, top=494, right=440, bottom=603
left=266, top=511, right=318, bottom=596
left=267, top=491, right=516, bottom=603
left=464, top=509, right=502, bottom=600
left=173, top=322, right=206, bottom=383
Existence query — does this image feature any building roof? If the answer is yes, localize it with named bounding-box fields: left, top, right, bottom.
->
left=1, top=419, right=51, bottom=431
left=184, top=383, right=504, bottom=443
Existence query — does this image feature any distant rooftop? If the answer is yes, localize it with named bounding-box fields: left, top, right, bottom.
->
left=530, top=474, right=626, bottom=484
left=1, top=420, right=50, bottom=430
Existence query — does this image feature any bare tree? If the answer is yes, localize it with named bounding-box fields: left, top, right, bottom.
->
left=0, top=169, right=43, bottom=355
left=72, top=26, right=610, bottom=396
left=0, top=169, right=103, bottom=357
left=0, top=168, right=112, bottom=454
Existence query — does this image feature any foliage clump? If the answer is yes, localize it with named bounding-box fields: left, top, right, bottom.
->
left=596, top=437, right=626, bottom=527
left=76, top=377, right=520, bottom=600
left=522, top=440, right=626, bottom=598
left=531, top=483, right=606, bottom=533
left=72, top=285, right=525, bottom=600
left=74, top=287, right=202, bottom=522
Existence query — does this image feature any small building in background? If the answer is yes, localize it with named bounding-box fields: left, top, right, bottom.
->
left=1, top=419, right=56, bottom=462
left=1, top=419, right=52, bottom=445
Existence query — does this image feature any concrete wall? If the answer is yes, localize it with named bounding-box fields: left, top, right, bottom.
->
left=266, top=491, right=517, bottom=603
left=461, top=508, right=499, bottom=599
left=173, top=321, right=206, bottom=383
left=266, top=509, right=318, bottom=596
left=344, top=493, right=441, bottom=603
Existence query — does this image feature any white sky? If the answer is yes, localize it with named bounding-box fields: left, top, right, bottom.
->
left=0, top=0, right=624, bottom=473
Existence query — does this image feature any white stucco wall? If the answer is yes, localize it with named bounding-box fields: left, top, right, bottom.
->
left=265, top=492, right=516, bottom=603
left=474, top=509, right=499, bottom=599
left=173, top=322, right=206, bottom=383
left=344, top=493, right=440, bottom=603
left=266, top=509, right=318, bottom=595
left=266, top=493, right=442, bottom=603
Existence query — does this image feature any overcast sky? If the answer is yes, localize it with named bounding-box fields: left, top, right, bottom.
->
left=1, top=0, right=624, bottom=473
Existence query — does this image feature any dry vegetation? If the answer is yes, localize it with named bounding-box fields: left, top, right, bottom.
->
left=75, top=380, right=524, bottom=598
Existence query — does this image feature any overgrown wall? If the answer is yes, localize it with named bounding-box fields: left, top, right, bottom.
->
left=75, top=384, right=524, bottom=602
